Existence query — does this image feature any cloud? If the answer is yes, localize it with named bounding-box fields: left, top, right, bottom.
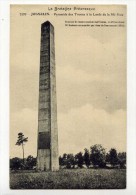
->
left=10, top=104, right=126, bottom=158
left=10, top=7, right=126, bottom=158
left=57, top=65, right=112, bottom=84
left=56, top=64, right=126, bottom=113
left=10, top=16, right=126, bottom=114
left=58, top=104, right=126, bottom=155
left=55, top=29, right=126, bottom=113
left=56, top=26, right=126, bottom=75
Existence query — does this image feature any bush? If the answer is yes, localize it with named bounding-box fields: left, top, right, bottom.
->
left=108, top=148, right=118, bottom=167
left=10, top=157, right=23, bottom=170
left=90, top=144, right=106, bottom=168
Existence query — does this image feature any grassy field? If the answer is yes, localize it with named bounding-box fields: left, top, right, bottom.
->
left=10, top=169, right=126, bottom=189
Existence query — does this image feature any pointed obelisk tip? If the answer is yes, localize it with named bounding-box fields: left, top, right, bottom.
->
left=42, top=20, right=53, bottom=27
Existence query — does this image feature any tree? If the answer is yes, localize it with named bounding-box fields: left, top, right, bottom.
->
left=59, top=154, right=76, bottom=168
left=75, top=152, right=84, bottom=168
left=90, top=144, right=106, bottom=168
left=15, top=132, right=28, bottom=163
left=118, top=152, right=126, bottom=168
left=84, top=148, right=90, bottom=168
left=61, top=153, right=68, bottom=166
left=66, top=154, right=76, bottom=168
left=26, top=155, right=36, bottom=169
left=59, top=156, right=63, bottom=166
left=108, top=148, right=118, bottom=167
left=10, top=157, right=23, bottom=170
left=105, top=152, right=110, bottom=164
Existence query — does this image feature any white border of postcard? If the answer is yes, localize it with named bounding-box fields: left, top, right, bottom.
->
left=0, top=0, right=136, bottom=194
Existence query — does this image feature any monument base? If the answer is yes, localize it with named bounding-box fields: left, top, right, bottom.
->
left=37, top=149, right=51, bottom=171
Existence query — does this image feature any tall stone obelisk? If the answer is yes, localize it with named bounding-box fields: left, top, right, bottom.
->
left=37, top=21, right=59, bottom=171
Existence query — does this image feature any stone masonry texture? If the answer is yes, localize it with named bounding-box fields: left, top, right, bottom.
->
left=37, top=21, right=59, bottom=171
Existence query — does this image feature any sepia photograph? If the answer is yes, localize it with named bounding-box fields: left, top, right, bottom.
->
left=10, top=4, right=126, bottom=189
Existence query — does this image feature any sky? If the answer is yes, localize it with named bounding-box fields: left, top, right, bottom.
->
left=10, top=5, right=126, bottom=158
